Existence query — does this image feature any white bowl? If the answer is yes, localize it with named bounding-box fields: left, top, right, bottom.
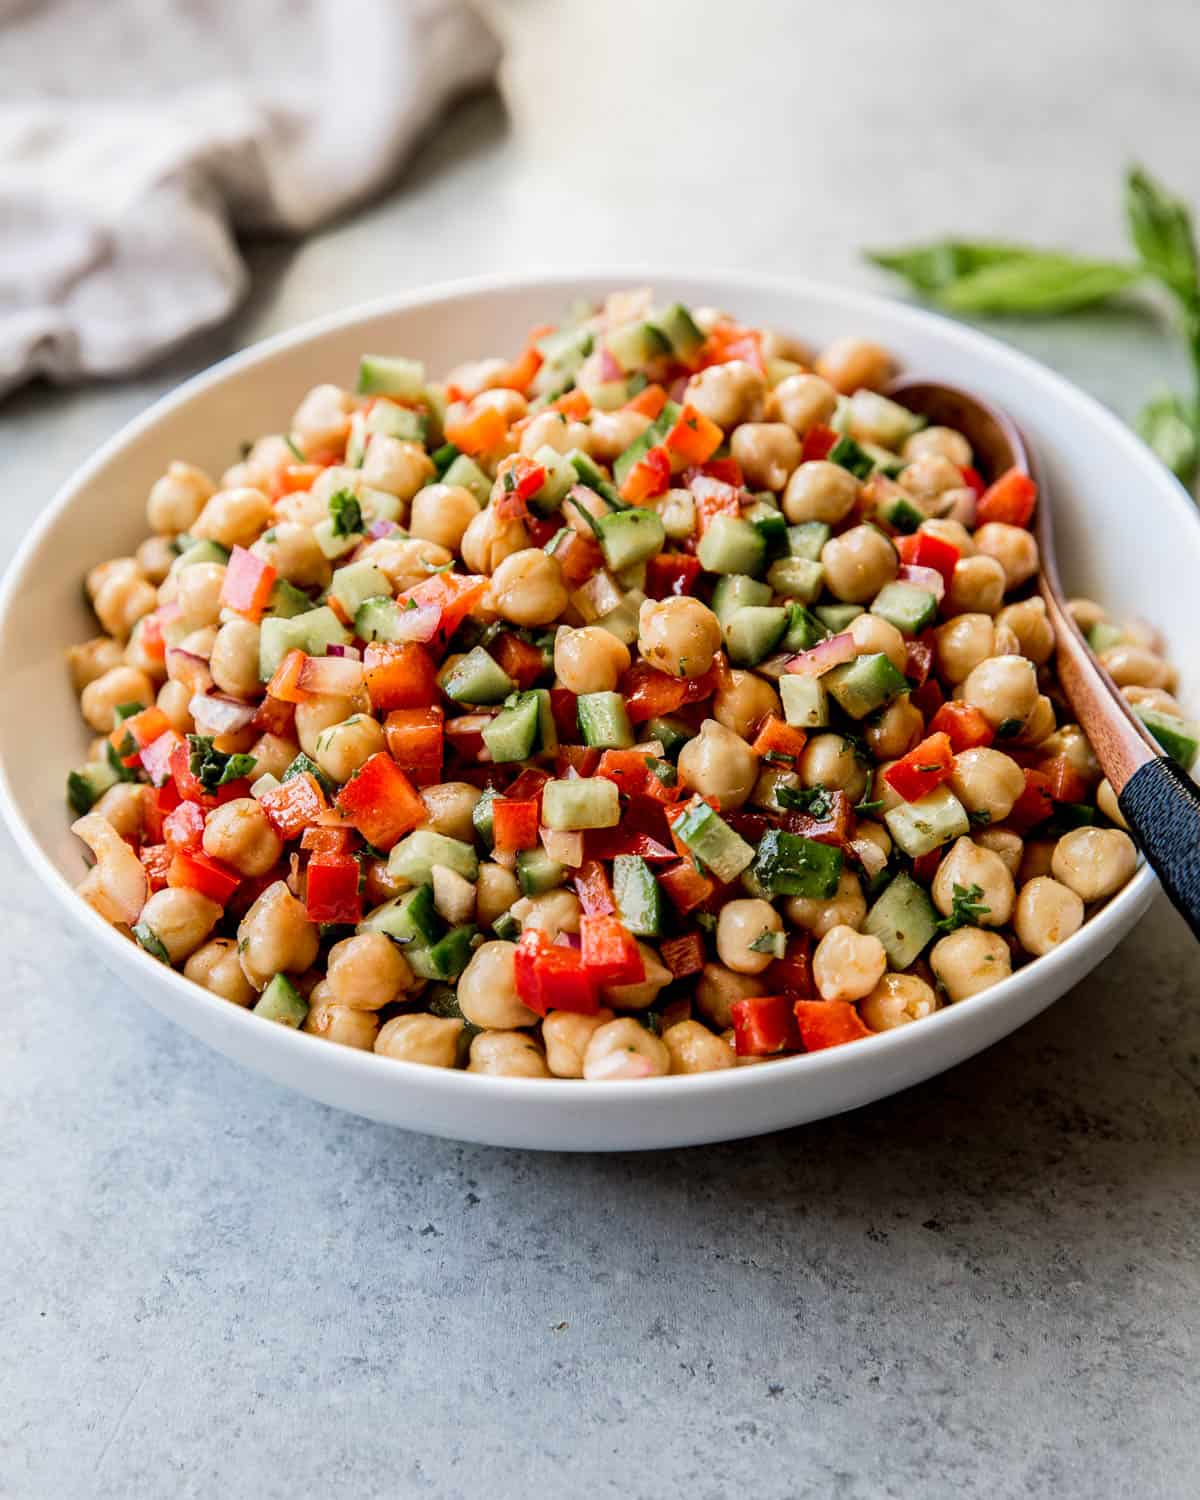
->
left=3, top=270, right=1196, bottom=1151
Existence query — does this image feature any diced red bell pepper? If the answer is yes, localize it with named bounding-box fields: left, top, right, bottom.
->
left=1038, top=754, right=1090, bottom=804
left=624, top=383, right=669, bottom=419
left=383, top=706, right=445, bottom=779
left=267, top=649, right=311, bottom=704
left=514, top=929, right=598, bottom=1016
left=621, top=661, right=688, bottom=723
left=444, top=403, right=507, bottom=456
left=305, top=851, right=362, bottom=924
left=911, top=848, right=943, bottom=884
left=765, top=934, right=815, bottom=998
left=659, top=931, right=706, bottom=980
left=300, top=825, right=357, bottom=855
left=976, top=467, right=1038, bottom=528
left=1006, top=767, right=1055, bottom=833
left=555, top=529, right=604, bottom=587
left=579, top=914, right=645, bottom=987
left=139, top=843, right=172, bottom=893
left=168, top=849, right=241, bottom=905
left=574, top=859, right=615, bottom=916
left=492, top=797, right=540, bottom=853
left=444, top=712, right=493, bottom=763
left=269, top=462, right=324, bottom=499
left=801, top=424, right=838, bottom=462
left=110, top=706, right=171, bottom=768
left=594, top=748, right=655, bottom=798
left=556, top=744, right=601, bottom=778
left=663, top=403, right=723, bottom=466
left=146, top=782, right=180, bottom=844
left=251, top=694, right=296, bottom=738
left=904, top=636, right=934, bottom=689
left=335, top=752, right=426, bottom=850
left=779, top=788, right=854, bottom=848
left=960, top=465, right=985, bottom=499
left=138, top=605, right=175, bottom=663
left=793, top=1000, right=873, bottom=1051
left=552, top=388, right=592, bottom=420
left=393, top=572, right=489, bottom=642
left=883, top=732, right=956, bottom=802
left=731, top=995, right=801, bottom=1056
left=645, top=551, right=703, bottom=599
left=505, top=766, right=550, bottom=802
left=657, top=858, right=716, bottom=914
left=163, top=799, right=206, bottom=853
left=690, top=474, right=742, bottom=534
left=584, top=827, right=676, bottom=863
left=751, top=715, right=808, bottom=766
left=259, top=771, right=328, bottom=839
left=928, top=701, right=995, bottom=752
left=364, top=641, right=439, bottom=712
left=140, top=729, right=185, bottom=788
left=219, top=545, right=277, bottom=622
left=690, top=456, right=743, bottom=487
left=493, top=632, right=545, bottom=691
left=544, top=689, right=577, bottom=745
left=501, top=343, right=544, bottom=395
left=895, top=530, right=962, bottom=587
left=619, top=445, right=671, bottom=504
left=911, top=675, right=945, bottom=721
left=167, top=738, right=210, bottom=804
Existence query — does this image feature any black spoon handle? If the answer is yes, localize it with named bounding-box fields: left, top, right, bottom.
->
left=1119, top=757, right=1200, bottom=941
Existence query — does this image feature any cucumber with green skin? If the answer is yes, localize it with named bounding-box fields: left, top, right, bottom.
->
left=605, top=320, right=670, bottom=372
left=472, top=788, right=498, bottom=849
left=788, top=521, right=831, bottom=562
left=577, top=691, right=635, bottom=749
left=768, top=556, right=824, bottom=603
left=671, top=800, right=755, bottom=883
left=782, top=604, right=830, bottom=653
left=516, top=848, right=566, bottom=895
left=596, top=508, right=666, bottom=571
left=66, top=761, right=120, bottom=816
left=725, top=606, right=789, bottom=667
left=656, top=303, right=706, bottom=361
left=172, top=539, right=229, bottom=571
left=645, top=715, right=694, bottom=758
left=361, top=885, right=445, bottom=947
left=482, top=693, right=542, bottom=763
left=613, top=855, right=665, bottom=937
left=388, top=830, right=479, bottom=886
left=871, top=581, right=938, bottom=635
left=743, top=502, right=789, bottom=560
left=780, top=675, right=830, bottom=728
left=329, top=562, right=392, bottom=620
left=254, top=974, right=308, bottom=1028
left=884, top=785, right=969, bottom=858
left=713, top=574, right=772, bottom=625
left=862, top=871, right=938, bottom=970
left=541, top=778, right=621, bottom=831
left=697, top=515, right=766, bottom=577
left=406, top=925, right=478, bottom=981
left=823, top=652, right=909, bottom=719
left=441, top=454, right=491, bottom=505
left=750, top=830, right=843, bottom=899
left=612, top=402, right=682, bottom=486
left=357, top=354, right=425, bottom=399
left=1134, top=706, right=1199, bottom=770
left=814, top=603, right=864, bottom=632
left=440, top=646, right=515, bottom=706
left=267, top=578, right=313, bottom=619
left=366, top=400, right=427, bottom=443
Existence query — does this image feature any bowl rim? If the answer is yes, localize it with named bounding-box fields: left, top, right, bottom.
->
left=1, top=263, right=1190, bottom=1106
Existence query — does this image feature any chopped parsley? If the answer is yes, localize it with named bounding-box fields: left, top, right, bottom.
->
left=995, top=717, right=1024, bottom=739
left=502, top=470, right=517, bottom=493
left=132, top=923, right=170, bottom=964
left=187, top=735, right=257, bottom=792
left=855, top=796, right=886, bottom=816
left=284, top=435, right=306, bottom=463
left=644, top=757, right=677, bottom=786
left=777, top=783, right=834, bottom=819
left=748, top=929, right=785, bottom=957
left=544, top=527, right=571, bottom=556
left=328, top=488, right=364, bottom=538
left=935, top=882, right=991, bottom=932
left=968, top=808, right=993, bottom=826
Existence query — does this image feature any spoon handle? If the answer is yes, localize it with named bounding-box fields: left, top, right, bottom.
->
left=1118, top=758, right=1200, bottom=940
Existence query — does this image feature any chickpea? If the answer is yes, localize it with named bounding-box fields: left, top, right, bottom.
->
left=638, top=596, right=722, bottom=679
left=147, top=461, right=216, bottom=534
left=859, top=973, right=939, bottom=1031
left=1014, top=877, right=1085, bottom=957
left=445, top=357, right=508, bottom=396
left=932, top=837, right=1015, bottom=927
left=730, top=423, right=801, bottom=491
left=1117, top=618, right=1162, bottom=653
left=554, top=625, right=630, bottom=694
left=712, top=670, right=781, bottom=740
left=176, top=625, right=217, bottom=662
left=992, top=622, right=1022, bottom=659
left=677, top=718, right=759, bottom=810
left=460, top=505, right=530, bottom=575
left=815, top=336, right=892, bottom=393
left=68, top=636, right=124, bottom=693
left=173, top=561, right=227, bottom=631
left=821, top=525, right=897, bottom=603
left=582, top=1017, right=671, bottom=1080
left=947, top=748, right=1025, bottom=823
left=376, top=1013, right=463, bottom=1068
left=865, top=697, right=924, bottom=759
left=184, top=937, right=257, bottom=1006
left=996, top=598, right=1054, bottom=665
left=313, top=714, right=385, bottom=784
left=304, top=1001, right=380, bottom=1051
left=934, top=613, right=995, bottom=684
left=237, top=880, right=320, bottom=989
left=157, top=679, right=194, bottom=734
left=358, top=436, right=434, bottom=503
left=946, top=555, right=1006, bottom=616
left=785, top=868, right=866, bottom=938
left=773, top=372, right=838, bottom=435
left=543, top=1008, right=615, bottom=1078
left=420, top=781, right=481, bottom=843
left=663, top=1019, right=737, bottom=1074
left=201, top=798, right=283, bottom=878
left=1066, top=597, right=1107, bottom=633
left=468, top=1030, right=551, bottom=1078
left=294, top=693, right=355, bottom=757
left=961, top=655, right=1039, bottom=731
left=602, top=942, right=673, bottom=1011
left=518, top=889, right=581, bottom=941
left=683, top=360, right=766, bottom=428
left=191, top=487, right=272, bottom=551
left=93, top=782, right=150, bottom=839
left=1120, top=685, right=1182, bottom=716
left=408, top=483, right=479, bottom=553
left=359, top=536, right=455, bottom=593
left=1038, top=724, right=1100, bottom=786
left=972, top=522, right=1038, bottom=591
left=848, top=612, right=907, bottom=673
left=488, top=548, right=568, bottom=628
left=135, top=534, right=175, bottom=586
left=1099, top=644, right=1176, bottom=692
left=1051, top=826, right=1138, bottom=903
left=920, top=518, right=977, bottom=558
left=812, top=925, right=887, bottom=1002
left=695, top=962, right=765, bottom=1030
left=324, top=931, right=410, bottom=1011
left=800, top=733, right=869, bottom=801
left=244, top=733, right=295, bottom=783
left=897, top=453, right=962, bottom=507
left=91, top=561, right=156, bottom=641
left=458, top=941, right=536, bottom=1029
left=291, top=383, right=353, bottom=448
left=902, top=426, right=972, bottom=468
left=930, top=927, right=1012, bottom=1003
left=208, top=619, right=261, bottom=698
left=476, top=861, right=521, bottom=927
left=139, top=886, right=223, bottom=963
left=855, top=819, right=892, bottom=862
left=250, top=522, right=331, bottom=589
left=80, top=665, right=154, bottom=731
left=751, top=764, right=803, bottom=812
left=519, top=410, right=590, bottom=458
left=716, top=899, right=783, bottom=975
left=474, top=386, right=528, bottom=425
left=783, top=460, right=858, bottom=525
left=588, top=408, right=651, bottom=462
left=1095, top=778, right=1129, bottom=831
left=1018, top=840, right=1057, bottom=884
left=974, top=826, right=1024, bottom=877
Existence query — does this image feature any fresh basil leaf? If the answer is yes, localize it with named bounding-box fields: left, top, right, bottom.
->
left=328, top=489, right=364, bottom=538
left=1137, top=390, right=1199, bottom=481
left=938, top=255, right=1140, bottom=315
left=1126, top=165, right=1200, bottom=308
left=865, top=241, right=1031, bottom=294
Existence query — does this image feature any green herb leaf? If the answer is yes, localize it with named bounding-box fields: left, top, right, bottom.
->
left=1137, top=389, right=1199, bottom=481
left=1126, top=165, right=1200, bottom=309
left=328, top=489, right=364, bottom=539
left=544, top=527, right=570, bottom=556
left=867, top=241, right=1139, bottom=314
left=132, top=922, right=171, bottom=964
left=776, top=783, right=834, bottom=819
left=187, top=734, right=257, bottom=793
left=865, top=241, right=1033, bottom=294
left=968, top=808, right=993, bottom=827
left=828, top=434, right=875, bottom=480
left=995, top=718, right=1024, bottom=740
left=935, top=882, right=991, bottom=933
left=748, top=929, right=785, bottom=956
left=284, top=435, right=306, bottom=463
left=854, top=797, right=886, bottom=816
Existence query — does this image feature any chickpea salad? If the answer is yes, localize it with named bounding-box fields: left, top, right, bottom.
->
left=64, top=290, right=1196, bottom=1081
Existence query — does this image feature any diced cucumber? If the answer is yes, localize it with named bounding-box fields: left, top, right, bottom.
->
left=259, top=616, right=301, bottom=680
left=406, top=926, right=477, bottom=981
left=358, top=486, right=403, bottom=526
left=875, top=488, right=924, bottom=534
left=862, top=871, right=938, bottom=970
left=782, top=604, right=830, bottom=653
left=725, top=606, right=789, bottom=667
left=744, top=501, right=789, bottom=559
left=516, top=847, right=566, bottom=895
left=871, top=581, right=937, bottom=635
left=788, top=521, right=831, bottom=562
left=712, top=574, right=772, bottom=625
left=568, top=450, right=623, bottom=507
left=767, top=556, right=824, bottom=603
left=441, top=646, right=515, bottom=706
left=605, top=319, right=669, bottom=372
left=295, top=606, right=352, bottom=658
left=482, top=693, right=542, bottom=763
left=671, top=799, right=755, bottom=883
left=780, top=674, right=830, bottom=728
left=441, top=453, right=491, bottom=505
left=697, top=515, right=766, bottom=576
left=766, top=356, right=805, bottom=387
left=613, top=855, right=664, bottom=937
left=542, top=778, right=621, bottom=831
left=254, top=974, right=308, bottom=1028
left=353, top=597, right=410, bottom=644
left=612, top=402, right=681, bottom=486
left=596, top=508, right=666, bottom=571
left=828, top=434, right=875, bottom=480
left=312, top=517, right=362, bottom=560
left=577, top=691, right=634, bottom=749
left=750, top=830, right=843, bottom=898
left=823, top=652, right=909, bottom=719
left=491, top=911, right=521, bottom=941
left=366, top=400, right=427, bottom=443
left=66, top=760, right=120, bottom=816
left=388, top=829, right=479, bottom=885
left=594, top=593, right=643, bottom=648
left=885, top=785, right=969, bottom=857
left=268, top=578, right=313, bottom=619
left=361, top=885, right=445, bottom=946
left=656, top=303, right=706, bottom=361
left=528, top=446, right=578, bottom=514
left=645, top=715, right=695, bottom=758
left=357, top=354, right=426, bottom=399
left=532, top=325, right=593, bottom=397
left=815, top=604, right=865, bottom=632
left=532, top=688, right=558, bottom=756
left=1134, top=706, right=1199, bottom=770
left=860, top=442, right=905, bottom=478
left=329, top=562, right=391, bottom=620
left=472, top=788, right=497, bottom=850
left=172, top=539, right=230, bottom=572
left=281, top=751, right=334, bottom=798
left=846, top=390, right=924, bottom=449
left=1087, top=621, right=1124, bottom=655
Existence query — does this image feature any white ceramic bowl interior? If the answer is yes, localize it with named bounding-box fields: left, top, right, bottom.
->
left=2, top=270, right=1196, bottom=1150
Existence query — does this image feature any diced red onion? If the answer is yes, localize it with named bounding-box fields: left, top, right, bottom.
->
left=756, top=652, right=794, bottom=680
left=189, top=692, right=257, bottom=735
left=541, top=827, right=584, bottom=867
left=296, top=654, right=365, bottom=696
left=326, top=643, right=362, bottom=660
left=166, top=648, right=212, bottom=694
left=597, top=347, right=623, bottom=382
left=385, top=601, right=441, bottom=643
left=897, top=564, right=946, bottom=601
left=849, top=836, right=888, bottom=880
left=369, top=519, right=398, bottom=539
left=553, top=931, right=582, bottom=950
left=785, top=631, right=856, bottom=677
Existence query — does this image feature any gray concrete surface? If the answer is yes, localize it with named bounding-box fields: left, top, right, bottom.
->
left=3, top=3, right=1199, bottom=1495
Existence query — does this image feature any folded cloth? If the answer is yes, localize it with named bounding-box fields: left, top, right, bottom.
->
left=0, top=0, right=499, bottom=396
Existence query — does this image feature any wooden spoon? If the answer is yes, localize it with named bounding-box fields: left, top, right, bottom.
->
left=887, top=378, right=1200, bottom=940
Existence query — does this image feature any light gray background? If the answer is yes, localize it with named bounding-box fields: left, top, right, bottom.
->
left=3, top=3, right=1198, bottom=1496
